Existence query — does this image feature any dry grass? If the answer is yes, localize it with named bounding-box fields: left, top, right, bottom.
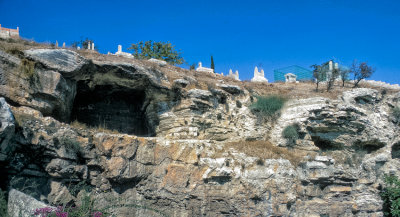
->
left=221, top=140, right=315, bottom=166
left=70, top=120, right=120, bottom=134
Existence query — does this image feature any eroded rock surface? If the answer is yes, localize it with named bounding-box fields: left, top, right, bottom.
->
left=0, top=47, right=399, bottom=216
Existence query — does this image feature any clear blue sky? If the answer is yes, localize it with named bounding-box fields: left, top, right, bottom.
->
left=1, top=0, right=399, bottom=84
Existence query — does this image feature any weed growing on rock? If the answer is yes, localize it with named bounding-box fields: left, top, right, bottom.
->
left=282, top=124, right=300, bottom=144
left=392, top=106, right=400, bottom=125
left=250, top=95, right=286, bottom=118
left=381, top=174, right=400, bottom=216
left=20, top=58, right=35, bottom=79
left=60, top=137, right=82, bottom=154
left=0, top=189, right=9, bottom=217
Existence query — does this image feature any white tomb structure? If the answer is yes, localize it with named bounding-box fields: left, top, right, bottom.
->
left=284, top=73, right=298, bottom=83
left=196, top=62, right=214, bottom=73
left=227, top=69, right=240, bottom=81
left=251, top=66, right=268, bottom=82
left=326, top=60, right=340, bottom=81
left=115, top=45, right=134, bottom=58
left=148, top=58, right=167, bottom=66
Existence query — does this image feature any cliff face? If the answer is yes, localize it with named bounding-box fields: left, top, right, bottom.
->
left=0, top=47, right=399, bottom=217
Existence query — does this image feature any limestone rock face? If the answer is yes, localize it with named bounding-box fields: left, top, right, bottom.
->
left=0, top=97, right=15, bottom=161
left=1, top=45, right=399, bottom=216
left=24, top=49, right=87, bottom=75
left=8, top=189, right=54, bottom=217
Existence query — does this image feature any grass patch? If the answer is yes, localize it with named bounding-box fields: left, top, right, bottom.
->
left=20, top=58, right=35, bottom=78
left=250, top=95, right=286, bottom=117
left=282, top=124, right=300, bottom=144
left=60, top=137, right=81, bottom=154
left=392, top=106, right=400, bottom=125
left=223, top=140, right=312, bottom=166
left=0, top=189, right=8, bottom=217
left=70, top=120, right=120, bottom=134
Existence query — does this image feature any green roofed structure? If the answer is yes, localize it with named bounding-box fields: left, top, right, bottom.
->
left=273, top=65, right=313, bottom=82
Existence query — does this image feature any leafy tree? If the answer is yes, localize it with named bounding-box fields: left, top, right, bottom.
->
left=71, top=38, right=96, bottom=50
left=189, top=63, right=196, bottom=70
left=351, top=60, right=375, bottom=87
left=327, top=65, right=339, bottom=92
left=381, top=175, right=400, bottom=217
left=311, top=64, right=326, bottom=92
left=340, top=67, right=350, bottom=87
left=128, top=41, right=184, bottom=65
left=210, top=55, right=215, bottom=72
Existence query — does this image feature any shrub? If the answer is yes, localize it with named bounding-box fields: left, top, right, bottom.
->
left=392, top=106, right=400, bottom=124
left=282, top=124, right=299, bottom=142
left=0, top=189, right=8, bottom=217
left=60, top=137, right=81, bottom=154
left=250, top=95, right=286, bottom=117
left=20, top=58, right=35, bottom=78
left=34, top=191, right=108, bottom=217
left=381, top=174, right=400, bottom=217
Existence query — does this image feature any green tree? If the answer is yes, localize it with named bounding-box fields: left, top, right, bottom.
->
left=128, top=41, right=185, bottom=65
left=381, top=175, right=400, bottom=216
left=351, top=60, right=375, bottom=87
left=311, top=64, right=326, bottom=92
left=327, top=65, right=339, bottom=92
left=340, top=66, right=350, bottom=87
left=71, top=38, right=96, bottom=50
left=210, top=55, right=215, bottom=72
left=189, top=63, right=196, bottom=70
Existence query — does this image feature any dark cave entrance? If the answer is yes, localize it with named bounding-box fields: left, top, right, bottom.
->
left=70, top=82, right=154, bottom=136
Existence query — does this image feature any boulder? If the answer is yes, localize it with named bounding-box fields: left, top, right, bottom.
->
left=0, top=97, right=15, bottom=161
left=8, top=189, right=53, bottom=217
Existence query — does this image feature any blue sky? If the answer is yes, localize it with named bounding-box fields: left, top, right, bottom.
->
left=1, top=0, right=399, bottom=84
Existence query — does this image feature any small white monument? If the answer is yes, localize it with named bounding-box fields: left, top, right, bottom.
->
left=251, top=66, right=268, bottom=82
left=284, top=73, right=298, bottom=83
left=114, top=45, right=134, bottom=58
left=55, top=40, right=58, bottom=48
left=62, top=42, right=66, bottom=48
left=77, top=46, right=80, bottom=50
left=91, top=42, right=95, bottom=50
left=227, top=69, right=240, bottom=81
left=196, top=62, right=214, bottom=73
left=148, top=58, right=167, bottom=66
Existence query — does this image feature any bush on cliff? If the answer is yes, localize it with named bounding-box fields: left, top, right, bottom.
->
left=250, top=95, right=286, bottom=117
left=392, top=106, right=400, bottom=125
left=381, top=174, right=400, bottom=217
left=282, top=124, right=300, bottom=143
left=0, top=189, right=8, bottom=217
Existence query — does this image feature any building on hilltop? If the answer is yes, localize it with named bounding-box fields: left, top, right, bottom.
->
left=227, top=69, right=240, bottom=81
left=0, top=24, right=19, bottom=39
left=114, top=45, right=134, bottom=58
left=251, top=66, right=268, bottom=82
left=196, top=62, right=214, bottom=73
left=274, top=65, right=312, bottom=82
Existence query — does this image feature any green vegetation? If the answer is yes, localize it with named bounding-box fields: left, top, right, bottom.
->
left=0, top=189, right=8, bottom=217
left=392, top=106, right=400, bottom=125
left=381, top=174, right=400, bottom=217
left=210, top=55, right=215, bottom=72
left=250, top=95, right=286, bottom=117
left=60, top=137, right=82, bottom=154
left=282, top=124, right=299, bottom=143
left=20, top=58, right=35, bottom=78
left=128, top=40, right=184, bottom=65
left=311, top=64, right=326, bottom=92
left=351, top=60, right=375, bottom=87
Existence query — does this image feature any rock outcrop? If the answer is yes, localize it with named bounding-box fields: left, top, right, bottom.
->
left=0, top=46, right=399, bottom=216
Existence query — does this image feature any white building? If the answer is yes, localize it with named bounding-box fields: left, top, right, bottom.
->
left=251, top=66, right=268, bottom=82
left=196, top=62, right=214, bottom=73
left=284, top=73, right=298, bottom=83
left=114, top=45, right=134, bottom=58
left=227, top=69, right=240, bottom=81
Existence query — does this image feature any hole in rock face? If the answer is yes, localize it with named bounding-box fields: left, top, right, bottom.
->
left=71, top=82, right=154, bottom=136
left=392, top=142, right=400, bottom=159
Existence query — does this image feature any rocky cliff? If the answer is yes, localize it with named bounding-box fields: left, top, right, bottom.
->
left=0, top=43, right=399, bottom=216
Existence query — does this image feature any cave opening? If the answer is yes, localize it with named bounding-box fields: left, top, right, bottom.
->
left=70, top=82, right=154, bottom=136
